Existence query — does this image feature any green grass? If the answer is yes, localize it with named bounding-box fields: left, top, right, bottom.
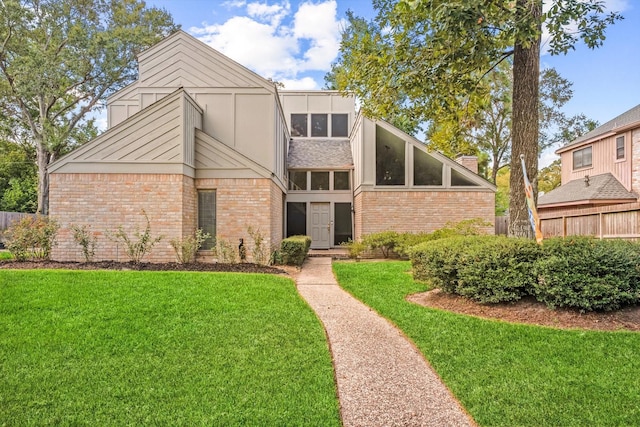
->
left=333, top=261, right=640, bottom=427
left=0, top=270, right=340, bottom=426
left=0, top=251, right=13, bottom=260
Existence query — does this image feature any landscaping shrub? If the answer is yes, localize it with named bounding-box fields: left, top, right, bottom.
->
left=3, top=215, right=59, bottom=261
left=108, top=210, right=162, bottom=264
left=216, top=238, right=237, bottom=263
left=170, top=229, right=210, bottom=264
left=247, top=226, right=268, bottom=265
left=534, top=237, right=640, bottom=311
left=280, top=235, right=311, bottom=266
left=71, top=224, right=98, bottom=262
left=362, top=231, right=400, bottom=258
left=340, top=239, right=367, bottom=259
left=411, top=235, right=540, bottom=303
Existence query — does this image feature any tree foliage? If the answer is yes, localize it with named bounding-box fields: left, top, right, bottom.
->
left=0, top=0, right=177, bottom=213
left=330, top=0, right=621, bottom=236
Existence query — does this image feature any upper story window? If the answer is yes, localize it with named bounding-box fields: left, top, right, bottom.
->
left=288, top=170, right=350, bottom=191
left=376, top=125, right=405, bottom=186
left=573, top=146, right=592, bottom=169
left=616, top=136, right=625, bottom=160
left=413, top=147, right=443, bottom=186
left=290, top=113, right=349, bottom=138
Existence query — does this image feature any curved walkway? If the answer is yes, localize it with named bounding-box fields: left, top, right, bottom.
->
left=296, top=257, right=475, bottom=427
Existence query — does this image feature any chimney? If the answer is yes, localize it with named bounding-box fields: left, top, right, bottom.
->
left=455, top=155, right=478, bottom=174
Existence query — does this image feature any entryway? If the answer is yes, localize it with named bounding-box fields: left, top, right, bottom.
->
left=310, top=202, right=331, bottom=249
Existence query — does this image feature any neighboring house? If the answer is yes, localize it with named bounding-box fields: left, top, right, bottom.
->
left=49, top=31, right=495, bottom=262
left=538, top=104, right=640, bottom=238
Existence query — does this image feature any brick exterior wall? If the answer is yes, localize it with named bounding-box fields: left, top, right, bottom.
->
left=196, top=178, right=282, bottom=262
left=455, top=156, right=479, bottom=174
left=50, top=173, right=193, bottom=262
left=354, top=190, right=495, bottom=239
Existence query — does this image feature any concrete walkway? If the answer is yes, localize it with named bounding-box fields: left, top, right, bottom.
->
left=296, top=257, right=475, bottom=427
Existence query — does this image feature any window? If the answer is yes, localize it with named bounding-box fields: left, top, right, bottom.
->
left=573, top=146, right=592, bottom=169
left=311, top=114, right=328, bottom=137
left=451, top=169, right=480, bottom=186
left=334, top=171, right=350, bottom=190
left=413, top=147, right=443, bottom=186
left=286, top=202, right=306, bottom=237
left=332, top=114, right=349, bottom=137
left=291, top=114, right=307, bottom=137
left=334, top=203, right=353, bottom=245
left=198, top=190, right=216, bottom=250
left=311, top=171, right=329, bottom=190
left=288, top=171, right=307, bottom=191
left=376, top=125, right=405, bottom=185
left=616, top=136, right=625, bottom=160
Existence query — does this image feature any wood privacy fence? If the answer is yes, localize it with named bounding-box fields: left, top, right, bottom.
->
left=495, top=216, right=509, bottom=235
left=0, top=211, right=36, bottom=232
left=539, top=201, right=640, bottom=240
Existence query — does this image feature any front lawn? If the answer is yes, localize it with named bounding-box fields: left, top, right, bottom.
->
left=0, top=270, right=340, bottom=426
left=333, top=261, right=640, bottom=427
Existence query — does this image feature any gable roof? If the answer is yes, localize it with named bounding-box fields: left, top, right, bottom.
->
left=557, top=104, right=640, bottom=153
left=538, top=172, right=637, bottom=207
left=288, top=139, right=353, bottom=169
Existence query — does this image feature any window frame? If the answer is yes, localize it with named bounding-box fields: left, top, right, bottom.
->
left=197, top=190, right=216, bottom=250
left=573, top=146, right=593, bottom=170
left=616, top=135, right=625, bottom=160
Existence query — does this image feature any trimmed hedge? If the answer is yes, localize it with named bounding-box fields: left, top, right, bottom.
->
left=280, top=235, right=311, bottom=266
left=411, top=235, right=640, bottom=311
left=411, top=236, right=540, bottom=303
left=534, top=237, right=640, bottom=311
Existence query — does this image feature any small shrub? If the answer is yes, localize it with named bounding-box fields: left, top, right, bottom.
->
left=280, top=235, right=311, bottom=266
left=247, top=226, right=268, bottom=265
left=108, top=210, right=162, bottom=264
left=411, top=235, right=541, bottom=303
left=4, top=215, right=59, bottom=261
left=362, top=231, right=400, bottom=258
left=534, top=237, right=640, bottom=311
left=216, top=238, right=237, bottom=263
left=170, top=229, right=210, bottom=264
left=70, top=224, right=97, bottom=262
left=340, top=239, right=367, bottom=259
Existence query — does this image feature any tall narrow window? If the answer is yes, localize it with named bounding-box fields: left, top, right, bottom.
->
left=287, top=202, right=306, bottom=237
left=616, top=136, right=625, bottom=160
left=311, top=114, right=328, bottom=137
left=332, top=114, right=349, bottom=137
left=573, top=146, right=592, bottom=169
left=375, top=125, right=405, bottom=185
left=291, top=114, right=307, bottom=137
left=334, top=203, right=353, bottom=245
left=198, top=190, right=216, bottom=250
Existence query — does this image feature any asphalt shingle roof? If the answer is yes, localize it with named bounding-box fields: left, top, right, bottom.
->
left=559, top=104, right=640, bottom=152
left=538, top=173, right=637, bottom=206
left=287, top=138, right=353, bottom=169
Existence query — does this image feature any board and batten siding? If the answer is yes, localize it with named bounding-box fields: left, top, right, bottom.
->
left=560, top=129, right=634, bottom=190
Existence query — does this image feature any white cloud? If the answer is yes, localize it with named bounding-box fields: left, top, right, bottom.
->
left=280, top=76, right=319, bottom=89
left=188, top=0, right=342, bottom=84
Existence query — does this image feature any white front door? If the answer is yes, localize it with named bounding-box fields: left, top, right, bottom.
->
left=310, top=202, right=331, bottom=249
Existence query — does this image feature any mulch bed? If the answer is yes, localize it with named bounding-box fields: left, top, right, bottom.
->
left=408, top=289, right=640, bottom=332
left=0, top=260, right=288, bottom=275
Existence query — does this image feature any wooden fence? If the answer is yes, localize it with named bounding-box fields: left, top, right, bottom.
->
left=495, top=216, right=509, bottom=235
left=0, top=211, right=36, bottom=232
left=539, top=202, right=640, bottom=240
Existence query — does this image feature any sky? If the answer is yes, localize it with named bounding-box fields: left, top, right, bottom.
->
left=145, top=0, right=639, bottom=167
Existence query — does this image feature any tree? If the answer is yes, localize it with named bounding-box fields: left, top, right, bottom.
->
left=538, top=159, right=561, bottom=194
left=0, top=0, right=177, bottom=214
left=330, top=0, right=621, bottom=236
left=0, top=139, right=36, bottom=212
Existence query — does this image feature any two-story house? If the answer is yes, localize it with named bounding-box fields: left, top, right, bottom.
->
left=538, top=104, right=640, bottom=238
left=48, top=31, right=495, bottom=262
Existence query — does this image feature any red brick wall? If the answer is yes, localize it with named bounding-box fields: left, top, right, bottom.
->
left=354, top=190, right=495, bottom=239
left=196, top=178, right=281, bottom=261
left=50, top=173, right=192, bottom=262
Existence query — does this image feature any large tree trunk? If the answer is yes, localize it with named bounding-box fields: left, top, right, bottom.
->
left=509, top=0, right=542, bottom=237
left=35, top=142, right=51, bottom=215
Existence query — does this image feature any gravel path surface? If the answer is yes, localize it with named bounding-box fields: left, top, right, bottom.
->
left=296, top=257, right=475, bottom=427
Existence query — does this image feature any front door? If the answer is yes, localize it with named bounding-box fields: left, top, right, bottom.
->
left=310, top=202, right=331, bottom=249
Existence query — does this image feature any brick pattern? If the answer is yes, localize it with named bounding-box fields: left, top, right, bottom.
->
left=355, top=190, right=495, bottom=239
left=196, top=178, right=280, bottom=262
left=50, top=173, right=192, bottom=262
left=455, top=156, right=479, bottom=174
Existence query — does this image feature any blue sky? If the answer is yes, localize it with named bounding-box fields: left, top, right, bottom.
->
left=146, top=0, right=639, bottom=165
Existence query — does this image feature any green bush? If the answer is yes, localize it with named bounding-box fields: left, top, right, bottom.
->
left=170, top=229, right=210, bottom=264
left=3, top=215, right=59, bottom=261
left=108, top=210, right=162, bottom=264
left=362, top=231, right=400, bottom=258
left=280, top=235, right=311, bottom=266
left=534, top=237, right=640, bottom=311
left=71, top=224, right=98, bottom=262
left=340, top=239, right=367, bottom=259
left=411, top=235, right=540, bottom=303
